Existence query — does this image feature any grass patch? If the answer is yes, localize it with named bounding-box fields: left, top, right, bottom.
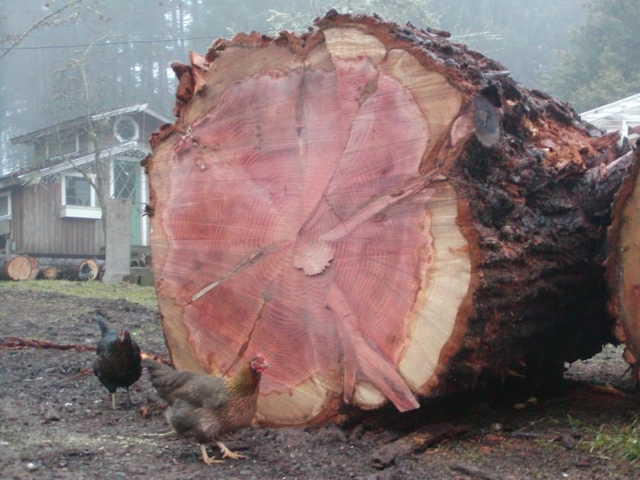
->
left=584, top=417, right=640, bottom=461
left=0, top=280, right=158, bottom=310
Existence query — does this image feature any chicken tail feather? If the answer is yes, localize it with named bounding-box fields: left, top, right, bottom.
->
left=96, top=315, right=111, bottom=336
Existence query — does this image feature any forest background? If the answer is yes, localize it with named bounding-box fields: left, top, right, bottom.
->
left=1, top=0, right=638, bottom=175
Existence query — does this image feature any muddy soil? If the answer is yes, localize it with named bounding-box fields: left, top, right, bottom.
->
left=1, top=282, right=639, bottom=479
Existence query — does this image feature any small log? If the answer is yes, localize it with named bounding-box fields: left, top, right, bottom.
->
left=31, top=257, right=100, bottom=281
left=371, top=424, right=468, bottom=469
left=0, top=254, right=37, bottom=281
left=38, top=265, right=59, bottom=280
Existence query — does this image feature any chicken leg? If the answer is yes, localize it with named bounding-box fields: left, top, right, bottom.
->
left=199, top=444, right=223, bottom=465
left=216, top=440, right=246, bottom=460
left=111, top=392, right=117, bottom=410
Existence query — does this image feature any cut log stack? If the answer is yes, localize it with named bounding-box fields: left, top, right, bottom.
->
left=34, top=257, right=102, bottom=281
left=144, top=12, right=634, bottom=426
left=0, top=255, right=101, bottom=281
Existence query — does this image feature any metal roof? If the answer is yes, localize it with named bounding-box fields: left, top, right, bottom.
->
left=580, top=93, right=640, bottom=139
left=0, top=145, right=148, bottom=190
left=10, top=103, right=173, bottom=145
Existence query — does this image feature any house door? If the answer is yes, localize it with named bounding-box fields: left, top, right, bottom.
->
left=112, top=159, right=142, bottom=245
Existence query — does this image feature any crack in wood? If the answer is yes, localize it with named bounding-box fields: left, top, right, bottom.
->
left=319, top=175, right=433, bottom=244
left=327, top=283, right=420, bottom=411
left=294, top=171, right=444, bottom=276
left=224, top=301, right=267, bottom=376
left=189, top=247, right=273, bottom=303
left=295, top=68, right=308, bottom=137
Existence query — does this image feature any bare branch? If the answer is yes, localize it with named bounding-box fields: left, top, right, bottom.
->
left=0, top=0, right=84, bottom=63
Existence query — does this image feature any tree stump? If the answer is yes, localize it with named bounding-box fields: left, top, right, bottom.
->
left=145, top=13, right=631, bottom=426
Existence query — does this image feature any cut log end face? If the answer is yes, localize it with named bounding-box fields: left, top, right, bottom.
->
left=150, top=23, right=477, bottom=425
left=4, top=255, right=36, bottom=281
left=610, top=149, right=640, bottom=370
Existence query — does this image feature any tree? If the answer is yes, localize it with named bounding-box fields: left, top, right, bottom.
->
left=266, top=0, right=438, bottom=33
left=46, top=42, right=119, bottom=237
left=0, top=0, right=85, bottom=63
left=0, top=0, right=104, bottom=175
left=546, top=0, right=640, bottom=113
left=433, top=0, right=584, bottom=90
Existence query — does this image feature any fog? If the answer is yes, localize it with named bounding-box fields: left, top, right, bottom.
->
left=0, top=0, right=584, bottom=175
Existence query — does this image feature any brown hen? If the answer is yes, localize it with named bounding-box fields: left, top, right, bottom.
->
left=142, top=355, right=268, bottom=464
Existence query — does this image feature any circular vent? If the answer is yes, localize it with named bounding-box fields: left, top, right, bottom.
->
left=114, top=116, right=139, bottom=143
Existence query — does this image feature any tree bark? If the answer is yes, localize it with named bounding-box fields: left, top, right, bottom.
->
left=145, top=13, right=631, bottom=426
left=0, top=255, right=38, bottom=281
left=607, top=147, right=640, bottom=383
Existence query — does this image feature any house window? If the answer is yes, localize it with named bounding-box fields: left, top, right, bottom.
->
left=60, top=173, right=102, bottom=219
left=0, top=192, right=10, bottom=219
left=47, top=132, right=79, bottom=159
left=65, top=175, right=92, bottom=206
left=114, top=116, right=139, bottom=143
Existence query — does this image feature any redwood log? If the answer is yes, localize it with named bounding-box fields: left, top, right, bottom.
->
left=607, top=147, right=640, bottom=383
left=32, top=257, right=100, bottom=281
left=145, top=13, right=631, bottom=426
left=0, top=255, right=38, bottom=281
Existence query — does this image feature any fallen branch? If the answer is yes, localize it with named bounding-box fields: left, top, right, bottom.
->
left=371, top=423, right=468, bottom=469
left=507, top=430, right=579, bottom=450
left=585, top=384, right=632, bottom=397
left=0, top=336, right=171, bottom=365
left=0, top=337, right=95, bottom=352
left=507, top=431, right=560, bottom=441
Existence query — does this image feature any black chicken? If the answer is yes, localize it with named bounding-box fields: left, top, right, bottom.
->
left=93, top=315, right=142, bottom=409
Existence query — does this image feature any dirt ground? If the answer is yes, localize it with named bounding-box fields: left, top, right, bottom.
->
left=1, top=281, right=640, bottom=479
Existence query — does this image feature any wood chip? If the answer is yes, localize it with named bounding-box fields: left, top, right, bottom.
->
left=371, top=423, right=468, bottom=469
left=560, top=432, right=578, bottom=450
left=450, top=464, right=505, bottom=480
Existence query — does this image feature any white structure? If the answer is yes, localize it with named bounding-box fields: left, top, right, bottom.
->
left=580, top=93, right=640, bottom=144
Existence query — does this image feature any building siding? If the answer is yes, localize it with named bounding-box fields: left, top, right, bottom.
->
left=16, top=180, right=103, bottom=256
left=3, top=105, right=169, bottom=257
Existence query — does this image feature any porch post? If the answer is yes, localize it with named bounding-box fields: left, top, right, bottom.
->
left=102, top=198, right=131, bottom=284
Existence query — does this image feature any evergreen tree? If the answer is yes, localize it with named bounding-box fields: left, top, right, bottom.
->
left=547, top=0, right=640, bottom=112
